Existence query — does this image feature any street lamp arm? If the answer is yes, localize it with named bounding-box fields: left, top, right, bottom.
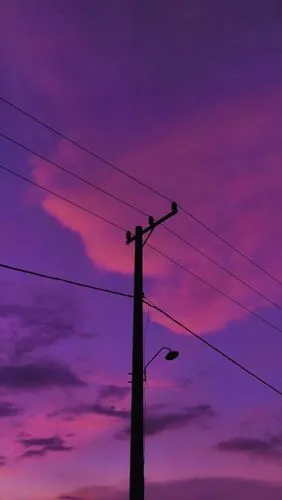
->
left=144, top=347, right=170, bottom=375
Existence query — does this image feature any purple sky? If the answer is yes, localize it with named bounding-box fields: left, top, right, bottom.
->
left=1, top=1, right=282, bottom=499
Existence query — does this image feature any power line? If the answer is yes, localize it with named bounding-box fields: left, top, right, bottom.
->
left=1, top=132, right=279, bottom=311
left=2, top=161, right=282, bottom=339
left=1, top=260, right=281, bottom=397
left=148, top=244, right=282, bottom=337
left=180, top=206, right=282, bottom=287
left=0, top=96, right=171, bottom=202
left=0, top=132, right=149, bottom=217
left=145, top=299, right=282, bottom=397
left=163, top=226, right=282, bottom=310
left=0, top=262, right=133, bottom=298
left=0, top=163, right=125, bottom=232
left=1, top=95, right=281, bottom=288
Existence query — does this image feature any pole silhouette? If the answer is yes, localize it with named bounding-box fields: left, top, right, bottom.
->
left=126, top=202, right=178, bottom=500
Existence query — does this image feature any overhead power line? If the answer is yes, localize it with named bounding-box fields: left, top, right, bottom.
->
left=0, top=262, right=133, bottom=298
left=1, top=132, right=280, bottom=311
left=163, top=226, right=282, bottom=310
left=0, top=163, right=125, bottom=231
left=2, top=161, right=282, bottom=339
left=0, top=257, right=280, bottom=396
left=0, top=132, right=149, bottom=217
left=0, top=96, right=171, bottom=202
left=148, top=245, right=282, bottom=337
left=145, top=299, right=282, bottom=397
left=180, top=206, right=282, bottom=287
left=1, top=95, right=281, bottom=288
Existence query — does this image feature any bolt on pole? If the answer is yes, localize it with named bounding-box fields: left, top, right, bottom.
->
left=126, top=202, right=178, bottom=500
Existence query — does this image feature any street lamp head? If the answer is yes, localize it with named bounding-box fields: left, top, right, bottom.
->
left=165, top=350, right=179, bottom=361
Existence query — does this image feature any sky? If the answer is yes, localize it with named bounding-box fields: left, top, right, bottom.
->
left=1, top=0, right=282, bottom=499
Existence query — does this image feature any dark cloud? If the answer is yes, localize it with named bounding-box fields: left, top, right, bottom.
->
left=145, top=404, right=215, bottom=436
left=0, top=362, right=86, bottom=390
left=55, top=401, right=215, bottom=438
left=58, top=477, right=282, bottom=500
left=118, top=404, right=215, bottom=439
left=215, top=434, right=282, bottom=461
left=0, top=292, right=93, bottom=358
left=0, top=401, right=22, bottom=417
left=21, top=436, right=66, bottom=448
left=20, top=435, right=73, bottom=459
left=21, top=449, right=46, bottom=459
left=58, top=403, right=130, bottom=420
left=88, top=404, right=129, bottom=419
left=59, top=496, right=84, bottom=500
left=0, top=456, right=6, bottom=467
left=98, top=385, right=130, bottom=402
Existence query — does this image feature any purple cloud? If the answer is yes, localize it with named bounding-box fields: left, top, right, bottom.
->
left=215, top=434, right=282, bottom=461
left=98, top=385, right=130, bottom=402
left=0, top=362, right=86, bottom=390
left=0, top=401, right=22, bottom=417
left=58, top=497, right=84, bottom=500
left=118, top=404, right=216, bottom=439
left=145, top=404, right=215, bottom=436
left=0, top=292, right=93, bottom=358
left=57, top=401, right=215, bottom=438
left=60, top=403, right=130, bottom=420
left=21, top=449, right=47, bottom=459
left=20, top=435, right=73, bottom=459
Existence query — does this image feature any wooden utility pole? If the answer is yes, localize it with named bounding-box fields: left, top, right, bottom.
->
left=126, top=202, right=178, bottom=500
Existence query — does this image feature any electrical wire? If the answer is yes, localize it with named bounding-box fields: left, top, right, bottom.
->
left=180, top=206, right=282, bottom=287
left=163, top=226, right=282, bottom=310
left=1, top=163, right=282, bottom=396
left=2, top=160, right=282, bottom=339
left=144, top=299, right=282, bottom=396
left=148, top=244, right=282, bottom=336
left=0, top=132, right=149, bottom=217
left=0, top=163, right=125, bottom=232
left=1, top=132, right=280, bottom=311
left=1, top=95, right=281, bottom=287
left=1, top=100, right=281, bottom=396
left=0, top=262, right=133, bottom=297
left=0, top=96, right=171, bottom=202
left=1, top=258, right=280, bottom=396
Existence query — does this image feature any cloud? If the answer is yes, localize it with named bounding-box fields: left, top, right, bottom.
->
left=0, top=401, right=22, bottom=417
left=59, top=497, right=84, bottom=500
left=145, top=404, right=215, bottom=436
left=58, top=477, right=282, bottom=500
left=118, top=404, right=215, bottom=439
left=0, top=362, right=86, bottom=390
left=28, top=87, right=282, bottom=336
left=62, top=403, right=130, bottom=420
left=215, top=434, right=282, bottom=461
left=0, top=456, right=6, bottom=467
left=55, top=401, right=215, bottom=438
left=21, top=449, right=46, bottom=459
left=20, top=435, right=73, bottom=459
left=2, top=0, right=282, bottom=337
left=0, top=292, right=91, bottom=358
left=98, top=385, right=130, bottom=402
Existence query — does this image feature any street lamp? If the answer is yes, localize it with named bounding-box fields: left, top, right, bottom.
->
left=144, top=346, right=179, bottom=381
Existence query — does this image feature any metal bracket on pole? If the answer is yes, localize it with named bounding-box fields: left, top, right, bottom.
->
left=126, top=201, right=178, bottom=245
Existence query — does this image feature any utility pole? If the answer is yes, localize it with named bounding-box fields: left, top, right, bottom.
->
left=126, top=201, right=178, bottom=500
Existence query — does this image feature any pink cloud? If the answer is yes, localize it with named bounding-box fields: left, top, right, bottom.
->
left=26, top=88, right=282, bottom=334
left=2, top=2, right=282, bottom=335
